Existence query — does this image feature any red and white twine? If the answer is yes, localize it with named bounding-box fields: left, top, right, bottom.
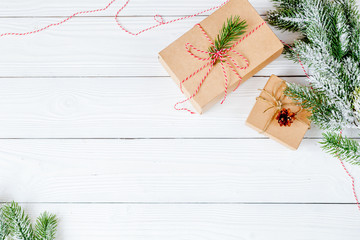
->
left=0, top=0, right=119, bottom=38
left=174, top=22, right=265, bottom=114
left=0, top=0, right=358, bottom=212
left=115, top=0, right=231, bottom=36
left=338, top=131, right=360, bottom=211
left=0, top=0, right=230, bottom=38
left=282, top=41, right=360, bottom=212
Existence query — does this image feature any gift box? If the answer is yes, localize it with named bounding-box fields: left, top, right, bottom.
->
left=246, top=75, right=311, bottom=150
left=158, top=0, right=283, bottom=114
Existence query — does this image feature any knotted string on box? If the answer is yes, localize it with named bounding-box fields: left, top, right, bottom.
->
left=174, top=22, right=266, bottom=114
left=256, top=81, right=310, bottom=132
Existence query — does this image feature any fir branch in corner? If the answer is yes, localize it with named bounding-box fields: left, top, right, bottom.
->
left=2, top=202, right=34, bottom=240
left=0, top=202, right=58, bottom=240
left=0, top=207, right=10, bottom=240
left=34, top=212, right=58, bottom=240
left=209, top=16, right=247, bottom=53
left=321, top=132, right=360, bottom=165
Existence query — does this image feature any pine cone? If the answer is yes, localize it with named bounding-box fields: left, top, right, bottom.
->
left=276, top=108, right=296, bottom=127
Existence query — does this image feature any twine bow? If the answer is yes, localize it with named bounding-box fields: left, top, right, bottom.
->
left=174, top=22, right=266, bottom=114
left=257, top=81, right=310, bottom=132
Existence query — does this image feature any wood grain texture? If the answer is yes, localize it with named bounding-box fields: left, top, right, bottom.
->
left=7, top=203, right=359, bottom=240
left=0, top=17, right=303, bottom=77
left=0, top=76, right=330, bottom=138
left=0, top=0, right=359, bottom=238
left=0, top=139, right=358, bottom=203
left=0, top=0, right=274, bottom=16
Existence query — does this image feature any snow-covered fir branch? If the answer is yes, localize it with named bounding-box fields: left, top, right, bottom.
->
left=267, top=0, right=360, bottom=163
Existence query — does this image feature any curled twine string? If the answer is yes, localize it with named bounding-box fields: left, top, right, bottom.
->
left=256, top=81, right=310, bottom=132
left=0, top=0, right=230, bottom=38
left=0, top=0, right=357, bottom=212
left=174, top=22, right=266, bottom=114
left=115, top=0, right=231, bottom=36
left=0, top=0, right=119, bottom=38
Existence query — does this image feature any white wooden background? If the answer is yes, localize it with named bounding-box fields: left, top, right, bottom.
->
left=0, top=0, right=359, bottom=239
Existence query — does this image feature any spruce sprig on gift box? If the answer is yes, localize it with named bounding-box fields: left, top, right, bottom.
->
left=266, top=0, right=360, bottom=164
left=0, top=202, right=58, bottom=240
left=208, top=16, right=247, bottom=56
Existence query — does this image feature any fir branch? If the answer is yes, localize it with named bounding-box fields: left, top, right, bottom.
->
left=321, top=132, right=360, bottom=164
left=267, top=8, right=305, bottom=32
left=284, top=82, right=322, bottom=110
left=268, top=0, right=360, bottom=163
left=0, top=207, right=10, bottom=240
left=34, top=212, right=58, bottom=240
left=209, top=16, right=247, bottom=53
left=271, top=0, right=303, bottom=9
left=341, top=0, right=360, bottom=61
left=2, top=202, right=34, bottom=240
left=266, top=0, right=308, bottom=32
left=0, top=202, right=58, bottom=240
left=284, top=82, right=344, bottom=130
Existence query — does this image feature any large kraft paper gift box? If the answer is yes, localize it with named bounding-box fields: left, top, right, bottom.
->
left=159, top=0, right=283, bottom=114
left=246, top=75, right=311, bottom=150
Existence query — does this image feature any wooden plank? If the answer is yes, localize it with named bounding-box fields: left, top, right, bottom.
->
left=7, top=203, right=360, bottom=240
left=0, top=0, right=275, bottom=17
left=0, top=139, right=358, bottom=203
left=0, top=76, right=328, bottom=138
left=0, top=17, right=304, bottom=77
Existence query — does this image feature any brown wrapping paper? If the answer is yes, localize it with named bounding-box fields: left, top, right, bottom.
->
left=159, top=0, right=283, bottom=113
left=246, top=75, right=311, bottom=150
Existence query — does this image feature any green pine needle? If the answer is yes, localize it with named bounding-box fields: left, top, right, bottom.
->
left=34, top=212, right=58, bottom=240
left=321, top=132, right=360, bottom=164
left=0, top=207, right=9, bottom=240
left=0, top=202, right=58, bottom=240
left=2, top=202, right=34, bottom=240
left=209, top=16, right=247, bottom=54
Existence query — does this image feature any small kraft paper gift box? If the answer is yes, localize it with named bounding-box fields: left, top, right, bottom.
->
left=246, top=75, right=311, bottom=150
left=159, top=0, right=283, bottom=114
